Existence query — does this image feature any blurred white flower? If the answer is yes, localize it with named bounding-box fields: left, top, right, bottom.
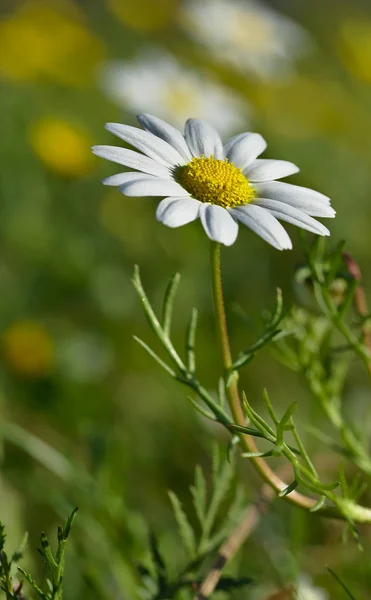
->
left=296, top=575, right=329, bottom=600
left=181, top=0, right=313, bottom=80
left=99, top=50, right=248, bottom=136
left=57, top=333, right=114, bottom=383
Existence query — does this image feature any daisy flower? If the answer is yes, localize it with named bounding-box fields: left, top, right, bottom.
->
left=92, top=114, right=335, bottom=249
left=99, top=50, right=248, bottom=135
left=296, top=574, right=329, bottom=600
left=180, top=0, right=312, bottom=81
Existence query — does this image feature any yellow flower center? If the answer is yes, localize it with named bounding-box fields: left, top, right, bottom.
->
left=178, top=156, right=255, bottom=208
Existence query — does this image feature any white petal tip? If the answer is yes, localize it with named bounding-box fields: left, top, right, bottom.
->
left=221, top=238, right=237, bottom=247
left=279, top=241, right=293, bottom=251
left=105, top=122, right=117, bottom=133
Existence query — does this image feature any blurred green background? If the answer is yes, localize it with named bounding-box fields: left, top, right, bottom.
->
left=1, top=0, right=371, bottom=597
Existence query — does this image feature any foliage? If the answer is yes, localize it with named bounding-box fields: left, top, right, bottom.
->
left=136, top=450, right=251, bottom=599
left=0, top=511, right=77, bottom=600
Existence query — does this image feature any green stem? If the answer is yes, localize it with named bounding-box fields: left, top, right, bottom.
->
left=209, top=242, right=371, bottom=522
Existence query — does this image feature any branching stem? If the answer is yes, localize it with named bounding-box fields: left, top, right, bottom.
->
left=209, top=242, right=371, bottom=522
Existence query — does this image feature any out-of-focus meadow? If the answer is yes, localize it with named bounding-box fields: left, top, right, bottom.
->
left=2, top=0, right=371, bottom=597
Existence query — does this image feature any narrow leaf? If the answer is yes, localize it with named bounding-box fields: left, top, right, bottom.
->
left=18, top=568, right=46, bottom=599
left=217, top=377, right=226, bottom=408
left=186, top=395, right=216, bottom=420
left=190, top=465, right=207, bottom=525
left=149, top=532, right=167, bottom=590
left=278, top=480, right=298, bottom=497
left=338, top=277, right=358, bottom=319
left=226, top=435, right=240, bottom=463
left=168, top=491, right=196, bottom=559
left=327, top=567, right=357, bottom=600
left=186, top=308, right=198, bottom=374
left=162, top=273, right=181, bottom=337
left=242, top=450, right=274, bottom=458
left=309, top=496, right=326, bottom=512
left=133, top=336, right=177, bottom=377
left=61, top=507, right=78, bottom=541
left=202, top=451, right=234, bottom=543
left=327, top=240, right=346, bottom=284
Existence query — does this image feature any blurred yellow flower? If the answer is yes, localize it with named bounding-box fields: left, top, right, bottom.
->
left=338, top=19, right=371, bottom=84
left=0, top=0, right=104, bottom=86
left=107, top=0, right=177, bottom=31
left=2, top=321, right=54, bottom=377
left=30, top=117, right=95, bottom=177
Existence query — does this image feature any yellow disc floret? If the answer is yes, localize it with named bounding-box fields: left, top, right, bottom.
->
left=178, top=156, right=255, bottom=208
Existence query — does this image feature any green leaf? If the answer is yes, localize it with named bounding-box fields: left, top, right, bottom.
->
left=38, top=533, right=59, bottom=579
left=327, top=567, right=357, bottom=599
left=133, top=336, right=177, bottom=377
left=186, top=396, right=216, bottom=421
left=326, top=240, right=346, bottom=284
left=232, top=288, right=284, bottom=370
left=0, top=524, right=6, bottom=553
left=60, top=507, right=78, bottom=542
left=149, top=532, right=167, bottom=591
left=242, top=450, right=274, bottom=458
left=190, top=466, right=207, bottom=525
left=11, top=532, right=28, bottom=563
left=338, top=277, right=358, bottom=319
left=186, top=307, right=198, bottom=375
left=226, top=435, right=240, bottom=463
left=217, top=377, right=226, bottom=408
left=207, top=484, right=246, bottom=551
left=278, top=480, right=298, bottom=497
left=168, top=491, right=196, bottom=559
left=203, top=450, right=234, bottom=541
left=309, top=496, right=326, bottom=512
left=162, top=273, right=181, bottom=337
left=18, top=568, right=47, bottom=600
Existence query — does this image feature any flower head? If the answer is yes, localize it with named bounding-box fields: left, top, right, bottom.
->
left=296, top=575, right=329, bottom=600
left=99, top=50, right=248, bottom=135
left=30, top=117, right=94, bottom=177
left=92, top=114, right=335, bottom=249
left=0, top=0, right=103, bottom=86
left=2, top=321, right=54, bottom=378
left=180, top=0, right=312, bottom=80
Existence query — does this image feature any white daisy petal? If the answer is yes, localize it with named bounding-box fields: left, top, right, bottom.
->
left=105, top=123, right=185, bottom=167
left=255, top=181, right=334, bottom=216
left=255, top=199, right=330, bottom=236
left=185, top=119, right=224, bottom=159
left=156, top=197, right=201, bottom=227
left=199, top=204, right=238, bottom=246
left=231, top=204, right=292, bottom=250
left=92, top=146, right=171, bottom=178
left=245, top=159, right=299, bottom=181
left=223, top=133, right=247, bottom=156
left=94, top=115, right=335, bottom=249
left=225, top=133, right=267, bottom=170
left=137, top=113, right=192, bottom=162
left=120, top=178, right=189, bottom=197
left=103, top=172, right=155, bottom=186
